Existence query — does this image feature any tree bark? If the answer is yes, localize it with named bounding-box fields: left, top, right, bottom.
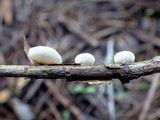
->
left=0, top=57, right=159, bottom=83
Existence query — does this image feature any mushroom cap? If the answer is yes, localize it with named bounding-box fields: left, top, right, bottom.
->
left=28, top=46, right=62, bottom=64
left=114, top=51, right=135, bottom=64
left=75, top=53, right=95, bottom=66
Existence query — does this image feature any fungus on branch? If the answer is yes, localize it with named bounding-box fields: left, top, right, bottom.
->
left=114, top=51, right=135, bottom=64
left=23, top=37, right=62, bottom=64
left=75, top=53, right=95, bottom=66
left=28, top=46, right=62, bottom=64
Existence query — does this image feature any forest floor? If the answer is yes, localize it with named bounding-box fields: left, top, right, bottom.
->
left=0, top=0, right=160, bottom=120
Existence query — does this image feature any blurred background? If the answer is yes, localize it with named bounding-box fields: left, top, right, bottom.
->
left=0, top=0, right=160, bottom=120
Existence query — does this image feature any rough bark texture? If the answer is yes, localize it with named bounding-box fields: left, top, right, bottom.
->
left=0, top=57, right=159, bottom=83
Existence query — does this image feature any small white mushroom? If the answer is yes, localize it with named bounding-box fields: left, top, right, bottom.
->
left=23, top=37, right=62, bottom=64
left=28, top=46, right=62, bottom=64
left=75, top=53, right=95, bottom=66
left=114, top=51, right=135, bottom=64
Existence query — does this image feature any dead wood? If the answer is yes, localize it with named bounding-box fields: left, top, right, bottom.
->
left=0, top=57, right=160, bottom=83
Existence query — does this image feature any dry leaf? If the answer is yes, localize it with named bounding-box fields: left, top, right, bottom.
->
left=0, top=0, right=13, bottom=25
left=0, top=89, right=11, bottom=104
left=16, top=77, right=30, bottom=94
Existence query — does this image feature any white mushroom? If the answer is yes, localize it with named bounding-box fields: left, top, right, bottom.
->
left=75, top=53, right=95, bottom=66
left=114, top=51, right=135, bottom=64
left=23, top=38, right=62, bottom=64
left=28, top=46, right=62, bottom=64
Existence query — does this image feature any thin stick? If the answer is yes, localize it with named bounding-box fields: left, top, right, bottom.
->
left=138, top=74, right=160, bottom=120
left=105, top=38, right=116, bottom=120
left=0, top=57, right=159, bottom=83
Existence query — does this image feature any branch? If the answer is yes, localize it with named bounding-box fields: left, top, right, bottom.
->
left=0, top=57, right=160, bottom=83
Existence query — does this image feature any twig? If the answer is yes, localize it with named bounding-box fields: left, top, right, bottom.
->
left=47, top=99, right=63, bottom=120
left=58, top=15, right=99, bottom=47
left=0, top=57, right=160, bottom=83
left=45, top=80, right=86, bottom=120
left=93, top=27, right=120, bottom=40
left=23, top=79, right=43, bottom=102
left=105, top=38, right=116, bottom=120
left=128, top=29, right=160, bottom=48
left=138, top=74, right=160, bottom=120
